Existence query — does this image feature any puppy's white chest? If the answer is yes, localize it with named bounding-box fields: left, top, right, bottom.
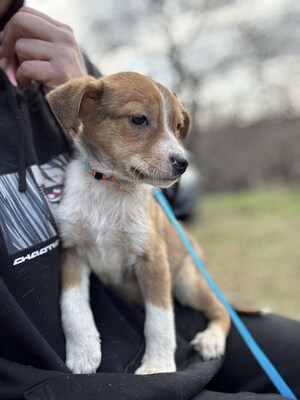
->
left=57, top=161, right=152, bottom=286
left=88, top=216, right=148, bottom=286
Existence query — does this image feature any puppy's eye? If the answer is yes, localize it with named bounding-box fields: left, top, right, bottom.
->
left=130, top=115, right=148, bottom=126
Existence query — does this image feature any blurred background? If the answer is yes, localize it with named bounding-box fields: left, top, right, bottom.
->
left=28, top=0, right=300, bottom=318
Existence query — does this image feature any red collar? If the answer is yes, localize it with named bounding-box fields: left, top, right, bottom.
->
left=82, top=161, right=129, bottom=183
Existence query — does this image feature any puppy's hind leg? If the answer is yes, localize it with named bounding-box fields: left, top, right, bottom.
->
left=60, top=248, right=101, bottom=374
left=173, top=254, right=231, bottom=361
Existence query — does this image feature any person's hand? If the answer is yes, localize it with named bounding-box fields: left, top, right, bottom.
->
left=0, top=6, right=88, bottom=89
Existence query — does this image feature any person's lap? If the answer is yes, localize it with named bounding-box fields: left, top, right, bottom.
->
left=89, top=278, right=299, bottom=399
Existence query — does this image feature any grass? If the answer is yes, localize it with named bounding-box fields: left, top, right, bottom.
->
left=187, top=186, right=300, bottom=320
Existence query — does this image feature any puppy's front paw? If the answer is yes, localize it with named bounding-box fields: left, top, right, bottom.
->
left=191, top=326, right=226, bottom=361
left=135, top=359, right=176, bottom=375
left=66, top=334, right=101, bottom=374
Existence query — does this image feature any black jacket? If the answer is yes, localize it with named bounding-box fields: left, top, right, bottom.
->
left=0, top=62, right=290, bottom=399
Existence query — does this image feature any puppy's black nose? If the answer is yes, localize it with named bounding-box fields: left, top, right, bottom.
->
left=170, top=154, right=188, bottom=175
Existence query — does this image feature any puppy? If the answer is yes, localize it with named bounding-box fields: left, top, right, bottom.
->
left=47, top=72, right=230, bottom=375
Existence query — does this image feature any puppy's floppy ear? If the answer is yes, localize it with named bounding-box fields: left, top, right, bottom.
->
left=178, top=109, right=190, bottom=139
left=46, top=76, right=103, bottom=134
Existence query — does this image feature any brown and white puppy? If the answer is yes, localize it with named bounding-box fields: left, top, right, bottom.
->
left=47, top=72, right=230, bottom=375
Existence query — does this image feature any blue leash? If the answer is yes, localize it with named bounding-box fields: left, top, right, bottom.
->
left=153, top=188, right=297, bottom=400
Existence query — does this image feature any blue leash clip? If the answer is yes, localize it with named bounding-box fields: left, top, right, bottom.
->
left=154, top=188, right=296, bottom=400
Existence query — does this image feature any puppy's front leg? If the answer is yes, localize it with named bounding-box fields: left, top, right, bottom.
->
left=60, top=248, right=101, bottom=374
left=135, top=247, right=176, bottom=375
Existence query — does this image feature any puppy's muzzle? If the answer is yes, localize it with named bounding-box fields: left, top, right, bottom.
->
left=170, top=155, right=188, bottom=175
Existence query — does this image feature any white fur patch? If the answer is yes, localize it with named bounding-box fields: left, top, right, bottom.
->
left=190, top=322, right=226, bottom=361
left=156, top=86, right=184, bottom=156
left=61, top=281, right=101, bottom=374
left=135, top=303, right=176, bottom=374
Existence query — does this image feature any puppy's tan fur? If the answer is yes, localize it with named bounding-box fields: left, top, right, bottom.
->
left=47, top=72, right=230, bottom=375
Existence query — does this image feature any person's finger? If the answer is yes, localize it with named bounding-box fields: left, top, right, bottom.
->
left=17, top=6, right=69, bottom=29
left=16, top=59, right=54, bottom=88
left=1, top=8, right=71, bottom=58
left=16, top=57, right=84, bottom=89
left=15, top=38, right=55, bottom=61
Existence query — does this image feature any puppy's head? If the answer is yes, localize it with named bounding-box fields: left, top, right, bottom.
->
left=47, top=72, right=190, bottom=188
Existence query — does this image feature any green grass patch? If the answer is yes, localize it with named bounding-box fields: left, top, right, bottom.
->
left=187, top=186, right=300, bottom=319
